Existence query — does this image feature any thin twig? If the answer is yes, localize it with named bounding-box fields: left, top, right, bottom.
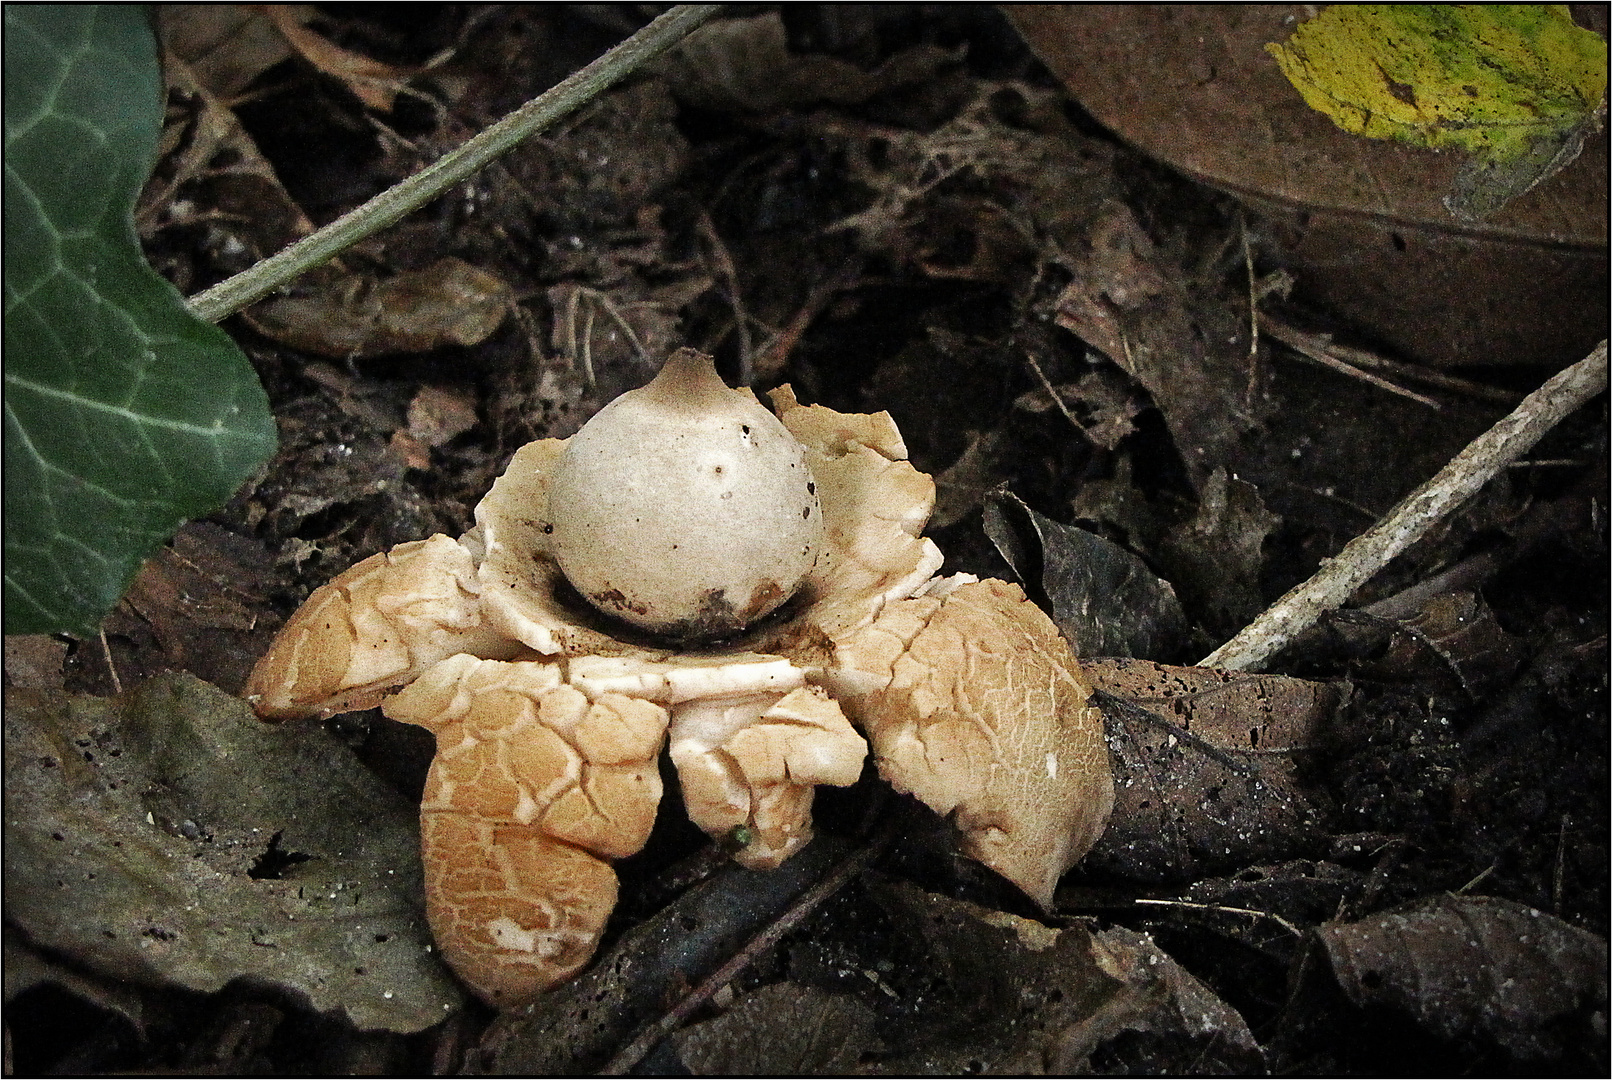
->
left=1024, top=350, right=1088, bottom=436
left=1455, top=863, right=1498, bottom=894
left=1241, top=215, right=1260, bottom=411
left=1263, top=314, right=1520, bottom=406
left=560, top=285, right=653, bottom=386
left=696, top=211, right=752, bottom=383
left=1201, top=340, right=1608, bottom=671
left=187, top=5, right=720, bottom=323
left=1133, top=896, right=1303, bottom=939
left=596, top=833, right=889, bottom=1076
left=99, top=629, right=123, bottom=695
left=1263, top=318, right=1442, bottom=409
left=564, top=286, right=588, bottom=385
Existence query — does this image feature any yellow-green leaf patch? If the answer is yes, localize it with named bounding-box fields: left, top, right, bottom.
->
left=1266, top=5, right=1607, bottom=219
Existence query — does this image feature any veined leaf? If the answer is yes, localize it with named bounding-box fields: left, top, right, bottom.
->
left=1266, top=5, right=1608, bottom=219
left=4, top=6, right=277, bottom=635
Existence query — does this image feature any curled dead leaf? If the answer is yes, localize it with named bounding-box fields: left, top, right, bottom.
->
left=243, top=259, right=513, bottom=359
left=660, top=11, right=963, bottom=113
left=1006, top=4, right=1608, bottom=371
left=833, top=577, right=1114, bottom=908
left=984, top=490, right=1189, bottom=662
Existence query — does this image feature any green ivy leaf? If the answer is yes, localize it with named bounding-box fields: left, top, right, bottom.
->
left=4, top=6, right=277, bottom=636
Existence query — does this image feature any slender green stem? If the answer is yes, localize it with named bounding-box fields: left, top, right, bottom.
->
left=187, top=4, right=721, bottom=324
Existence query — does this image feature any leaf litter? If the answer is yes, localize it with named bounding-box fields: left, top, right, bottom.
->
left=4, top=673, right=462, bottom=1033
left=5, top=6, right=1605, bottom=1075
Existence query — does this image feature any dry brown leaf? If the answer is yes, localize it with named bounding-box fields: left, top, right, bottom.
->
left=1073, top=924, right=1264, bottom=1073
left=3, top=674, right=463, bottom=1031
left=1092, top=657, right=1344, bottom=757
left=243, top=258, right=513, bottom=359
left=1156, top=466, right=1283, bottom=637
left=139, top=54, right=315, bottom=257
left=1004, top=5, right=1608, bottom=244
left=1365, top=590, right=1526, bottom=699
left=159, top=5, right=311, bottom=104
left=1051, top=199, right=1255, bottom=491
left=122, top=524, right=271, bottom=638
left=868, top=882, right=1263, bottom=1074
left=2, top=636, right=68, bottom=692
left=984, top=492, right=1189, bottom=662
left=1082, top=657, right=1346, bottom=883
left=929, top=429, right=1006, bottom=530
left=94, top=524, right=283, bottom=697
left=1317, top=894, right=1608, bottom=1061
left=262, top=5, right=421, bottom=112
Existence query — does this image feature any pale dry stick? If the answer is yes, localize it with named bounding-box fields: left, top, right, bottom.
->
left=98, top=629, right=123, bottom=695
left=1134, top=896, right=1304, bottom=939
left=1262, top=314, right=1520, bottom=406
left=1200, top=340, right=1608, bottom=671
left=187, top=5, right=720, bottom=323
left=563, top=285, right=653, bottom=386
left=584, top=289, right=653, bottom=363
left=1456, top=862, right=1499, bottom=894
left=1024, top=350, right=1089, bottom=437
left=1241, top=216, right=1260, bottom=411
left=1263, top=318, right=1442, bottom=409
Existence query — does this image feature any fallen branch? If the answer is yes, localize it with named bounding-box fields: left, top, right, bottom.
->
left=1200, top=341, right=1608, bottom=671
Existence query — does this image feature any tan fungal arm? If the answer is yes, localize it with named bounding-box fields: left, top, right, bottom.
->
left=832, top=578, right=1114, bottom=908
left=384, top=655, right=668, bottom=1006
left=244, top=534, right=522, bottom=720
left=570, top=654, right=867, bottom=869
left=670, top=686, right=867, bottom=869
left=241, top=366, right=1122, bottom=1008
left=766, top=385, right=944, bottom=640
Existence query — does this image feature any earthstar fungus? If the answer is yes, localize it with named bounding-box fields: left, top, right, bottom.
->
left=245, top=348, right=1113, bottom=1006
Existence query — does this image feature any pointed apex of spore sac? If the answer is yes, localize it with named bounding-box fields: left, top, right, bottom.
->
left=546, top=349, right=824, bottom=641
